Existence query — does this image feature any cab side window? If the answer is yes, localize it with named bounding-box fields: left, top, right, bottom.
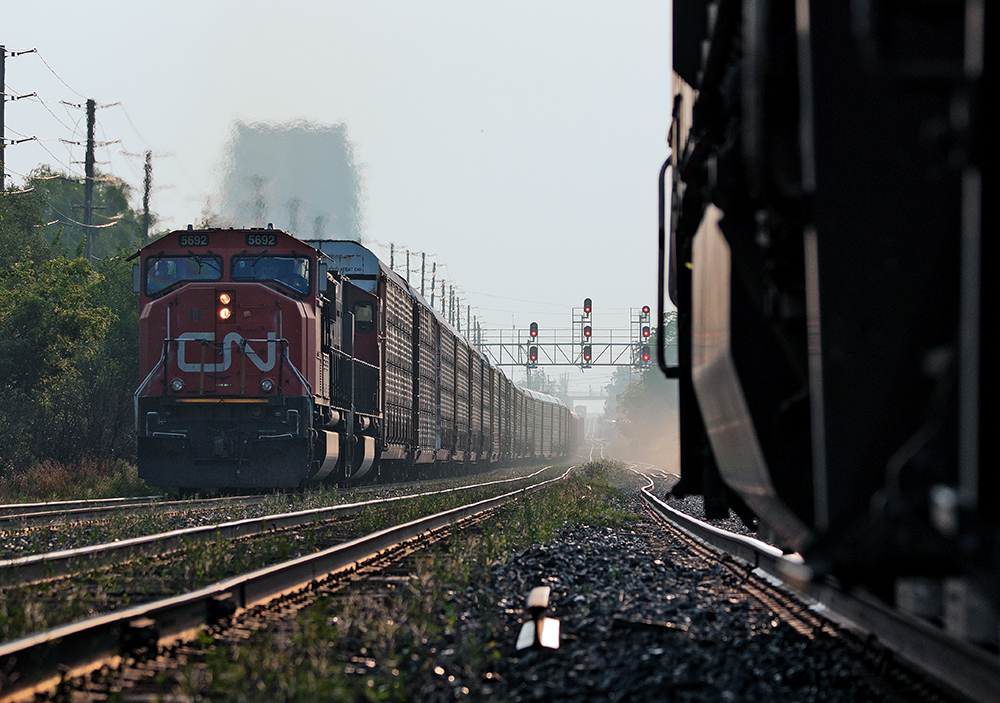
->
left=355, top=302, right=374, bottom=333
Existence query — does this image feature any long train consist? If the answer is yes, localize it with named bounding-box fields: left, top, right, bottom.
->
left=134, top=228, right=579, bottom=488
left=662, top=2, right=993, bottom=641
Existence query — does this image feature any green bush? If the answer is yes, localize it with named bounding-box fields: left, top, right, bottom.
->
left=1, top=177, right=142, bottom=482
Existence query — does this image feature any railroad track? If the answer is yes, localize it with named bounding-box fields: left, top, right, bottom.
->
left=76, top=512, right=498, bottom=701
left=0, top=465, right=547, bottom=530
left=0, top=495, right=168, bottom=524
left=0, top=493, right=304, bottom=536
left=0, top=464, right=578, bottom=702
left=0, top=464, right=562, bottom=586
left=632, top=469, right=1000, bottom=703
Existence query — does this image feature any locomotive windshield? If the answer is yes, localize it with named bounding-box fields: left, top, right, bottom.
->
left=232, top=255, right=311, bottom=295
left=145, top=255, right=223, bottom=295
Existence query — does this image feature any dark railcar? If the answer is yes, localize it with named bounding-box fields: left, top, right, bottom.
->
left=664, top=1, right=993, bottom=641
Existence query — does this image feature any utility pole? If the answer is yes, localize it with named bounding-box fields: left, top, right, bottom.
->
left=83, top=98, right=96, bottom=260
left=430, top=262, right=437, bottom=306
left=1, top=45, right=6, bottom=187
left=421, top=252, right=426, bottom=297
left=390, top=243, right=395, bottom=271
left=405, top=249, right=410, bottom=285
left=142, top=150, right=152, bottom=240
left=0, top=47, right=39, bottom=188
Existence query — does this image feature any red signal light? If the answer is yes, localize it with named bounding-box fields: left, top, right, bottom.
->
left=642, top=305, right=650, bottom=315
left=583, top=325, right=592, bottom=338
left=583, top=345, right=592, bottom=362
left=530, top=322, right=538, bottom=338
left=641, top=345, right=651, bottom=363
left=583, top=298, right=592, bottom=315
left=642, top=325, right=650, bottom=338
left=529, top=345, right=538, bottom=362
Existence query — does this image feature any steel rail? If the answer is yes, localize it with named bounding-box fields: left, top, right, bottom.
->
left=0, top=464, right=577, bottom=703
left=0, top=495, right=166, bottom=519
left=0, top=494, right=266, bottom=528
left=0, top=465, right=559, bottom=586
left=633, top=472, right=1000, bottom=703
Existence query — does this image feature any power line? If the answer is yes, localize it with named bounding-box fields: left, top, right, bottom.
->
left=47, top=202, right=124, bottom=229
left=33, top=50, right=87, bottom=99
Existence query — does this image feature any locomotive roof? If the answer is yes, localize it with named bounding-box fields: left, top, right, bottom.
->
left=143, top=226, right=308, bottom=253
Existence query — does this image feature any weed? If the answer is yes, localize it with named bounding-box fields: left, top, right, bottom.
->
left=164, top=460, right=644, bottom=700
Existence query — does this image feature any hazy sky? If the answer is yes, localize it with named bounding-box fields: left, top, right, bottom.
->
left=4, top=1, right=672, bottom=401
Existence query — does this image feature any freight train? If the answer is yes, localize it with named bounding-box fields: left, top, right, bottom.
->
left=133, top=227, right=579, bottom=489
left=662, top=2, right=994, bottom=641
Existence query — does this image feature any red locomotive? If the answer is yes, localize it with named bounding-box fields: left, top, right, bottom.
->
left=134, top=227, right=578, bottom=489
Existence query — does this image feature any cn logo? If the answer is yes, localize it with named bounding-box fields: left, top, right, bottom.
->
left=177, top=332, right=277, bottom=372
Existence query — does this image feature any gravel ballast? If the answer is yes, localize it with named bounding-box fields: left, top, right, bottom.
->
left=490, top=523, right=893, bottom=702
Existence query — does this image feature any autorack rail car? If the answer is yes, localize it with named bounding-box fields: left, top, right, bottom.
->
left=662, top=1, right=993, bottom=641
left=308, top=239, right=580, bottom=477
left=134, top=228, right=579, bottom=489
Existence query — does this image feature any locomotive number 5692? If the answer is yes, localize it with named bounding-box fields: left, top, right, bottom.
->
left=245, top=233, right=277, bottom=247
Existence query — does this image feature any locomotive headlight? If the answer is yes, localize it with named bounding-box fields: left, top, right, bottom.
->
left=219, top=307, right=232, bottom=320
left=219, top=293, right=231, bottom=305
left=260, top=378, right=274, bottom=392
left=170, top=378, right=185, bottom=392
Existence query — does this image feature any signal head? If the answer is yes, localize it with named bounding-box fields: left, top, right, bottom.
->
left=583, top=325, right=592, bottom=338
left=583, top=344, right=592, bottom=362
left=642, top=325, right=650, bottom=338
left=529, top=345, right=538, bottom=362
left=583, top=298, right=592, bottom=315
left=642, top=305, right=650, bottom=315
left=530, top=322, right=538, bottom=338
left=641, top=345, right=651, bottom=363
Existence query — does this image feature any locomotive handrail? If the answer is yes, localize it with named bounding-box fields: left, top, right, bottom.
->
left=657, top=156, right=679, bottom=379
left=133, top=340, right=169, bottom=430
left=135, top=336, right=312, bottom=400
left=279, top=343, right=312, bottom=397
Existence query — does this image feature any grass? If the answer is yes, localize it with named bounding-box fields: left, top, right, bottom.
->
left=0, top=465, right=571, bottom=644
left=161, top=460, right=645, bottom=701
left=0, top=488, right=334, bottom=560
left=0, top=458, right=150, bottom=503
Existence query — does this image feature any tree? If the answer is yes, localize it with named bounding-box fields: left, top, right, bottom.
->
left=0, top=179, right=141, bottom=473
left=0, top=188, right=52, bottom=267
left=28, top=166, right=144, bottom=258
left=0, top=255, right=113, bottom=469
